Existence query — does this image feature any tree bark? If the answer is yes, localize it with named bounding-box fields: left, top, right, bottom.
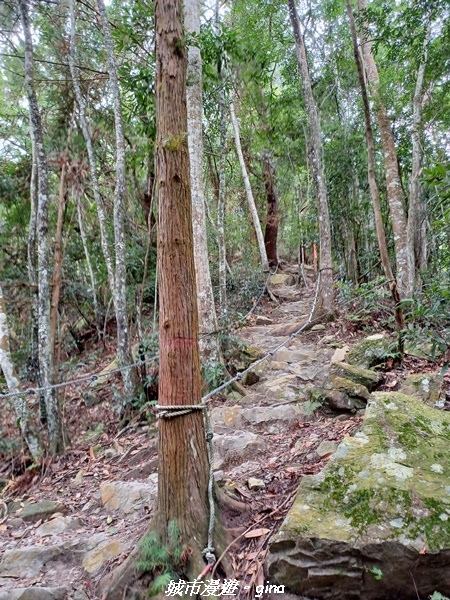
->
left=357, top=0, right=410, bottom=297
left=407, top=26, right=430, bottom=295
left=230, top=102, right=270, bottom=272
left=185, top=0, right=222, bottom=366
left=19, top=0, right=64, bottom=455
left=96, top=0, right=140, bottom=400
left=68, top=0, right=116, bottom=308
left=0, top=286, right=43, bottom=461
left=288, top=0, right=334, bottom=313
left=261, top=151, right=279, bottom=268
left=346, top=0, right=404, bottom=330
left=154, top=0, right=210, bottom=556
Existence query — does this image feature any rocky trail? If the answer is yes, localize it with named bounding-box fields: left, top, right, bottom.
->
left=0, top=273, right=449, bottom=600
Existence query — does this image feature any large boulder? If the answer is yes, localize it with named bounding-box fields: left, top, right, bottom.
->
left=267, top=392, right=450, bottom=599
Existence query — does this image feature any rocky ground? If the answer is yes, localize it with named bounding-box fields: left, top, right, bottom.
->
left=0, top=273, right=448, bottom=600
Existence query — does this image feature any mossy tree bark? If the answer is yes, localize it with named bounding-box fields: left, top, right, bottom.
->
left=154, top=0, right=210, bottom=563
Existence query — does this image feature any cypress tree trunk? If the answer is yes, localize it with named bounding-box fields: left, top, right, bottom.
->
left=154, top=0, right=210, bottom=556
left=19, top=0, right=64, bottom=455
left=288, top=0, right=334, bottom=313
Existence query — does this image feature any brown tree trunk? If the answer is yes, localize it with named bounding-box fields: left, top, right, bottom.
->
left=261, top=151, right=279, bottom=268
left=154, top=0, right=210, bottom=560
left=346, top=0, right=405, bottom=330
left=288, top=0, right=334, bottom=313
left=358, top=0, right=410, bottom=298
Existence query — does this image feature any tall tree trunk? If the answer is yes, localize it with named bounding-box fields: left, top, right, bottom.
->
left=19, top=0, right=64, bottom=455
left=346, top=0, right=404, bottom=330
left=230, top=102, right=269, bottom=271
left=407, top=27, right=430, bottom=294
left=261, top=151, right=279, bottom=268
left=288, top=0, right=334, bottom=313
left=68, top=0, right=116, bottom=308
left=154, top=0, right=210, bottom=558
left=185, top=0, right=222, bottom=365
left=50, top=132, right=71, bottom=355
left=358, top=0, right=410, bottom=297
left=0, top=286, right=43, bottom=461
left=96, top=0, right=140, bottom=400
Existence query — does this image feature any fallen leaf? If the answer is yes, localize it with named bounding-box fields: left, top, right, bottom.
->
left=244, top=527, right=270, bottom=539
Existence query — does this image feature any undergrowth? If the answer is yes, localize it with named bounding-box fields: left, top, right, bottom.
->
left=137, top=521, right=190, bottom=596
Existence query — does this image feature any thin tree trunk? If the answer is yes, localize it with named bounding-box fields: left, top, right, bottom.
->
left=288, top=0, right=334, bottom=313
left=230, top=102, right=269, bottom=272
left=0, top=286, right=43, bottom=461
left=261, top=151, right=279, bottom=268
left=346, top=0, right=404, bottom=330
left=357, top=0, right=410, bottom=297
left=27, top=136, right=41, bottom=406
left=407, top=26, right=430, bottom=294
left=96, top=0, right=140, bottom=400
left=185, top=0, right=222, bottom=365
left=75, top=187, right=101, bottom=330
left=68, top=0, right=116, bottom=304
left=215, top=0, right=227, bottom=317
left=50, top=120, right=73, bottom=354
left=19, top=0, right=64, bottom=455
left=154, top=0, right=210, bottom=559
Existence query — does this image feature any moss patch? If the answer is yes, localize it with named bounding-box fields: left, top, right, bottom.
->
left=278, top=392, right=450, bottom=552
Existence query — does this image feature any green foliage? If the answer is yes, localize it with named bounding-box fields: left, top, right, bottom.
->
left=430, top=593, right=450, bottom=600
left=401, top=282, right=450, bottom=361
left=369, top=566, right=383, bottom=581
left=137, top=521, right=187, bottom=596
left=337, top=277, right=395, bottom=330
left=201, top=359, right=226, bottom=392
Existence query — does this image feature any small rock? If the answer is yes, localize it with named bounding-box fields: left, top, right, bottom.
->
left=214, top=470, right=225, bottom=484
left=100, top=479, right=157, bottom=515
left=83, top=538, right=129, bottom=574
left=311, top=323, right=326, bottom=331
left=330, top=346, right=349, bottom=363
left=247, top=477, right=265, bottom=491
left=104, top=448, right=118, bottom=459
left=255, top=315, right=274, bottom=325
left=330, top=361, right=381, bottom=391
left=269, top=273, right=296, bottom=286
left=214, top=431, right=266, bottom=469
left=316, top=440, right=338, bottom=458
left=35, top=516, right=81, bottom=537
left=8, top=500, right=66, bottom=523
left=241, top=371, right=260, bottom=386
left=399, top=373, right=444, bottom=406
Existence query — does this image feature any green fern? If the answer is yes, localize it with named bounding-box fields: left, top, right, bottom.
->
left=137, top=522, right=185, bottom=597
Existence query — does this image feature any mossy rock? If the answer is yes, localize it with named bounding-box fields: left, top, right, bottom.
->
left=232, top=345, right=265, bottom=371
left=267, top=392, right=450, bottom=599
left=330, top=362, right=381, bottom=391
left=346, top=333, right=399, bottom=369
left=399, top=373, right=444, bottom=407
left=314, top=376, right=369, bottom=412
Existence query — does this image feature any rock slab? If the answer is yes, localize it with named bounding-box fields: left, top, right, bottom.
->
left=267, top=392, right=450, bottom=599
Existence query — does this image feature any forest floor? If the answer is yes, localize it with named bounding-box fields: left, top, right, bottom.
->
left=0, top=270, right=449, bottom=600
